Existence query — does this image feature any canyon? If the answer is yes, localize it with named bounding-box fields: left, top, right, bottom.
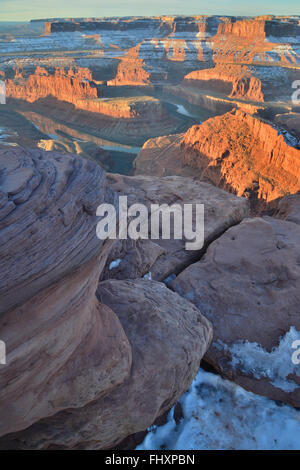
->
left=135, top=109, right=300, bottom=211
left=0, top=14, right=300, bottom=449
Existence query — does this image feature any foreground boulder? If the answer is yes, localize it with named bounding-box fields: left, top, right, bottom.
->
left=0, top=148, right=131, bottom=437
left=172, top=217, right=300, bottom=407
left=102, top=174, right=249, bottom=282
left=0, top=280, right=212, bottom=449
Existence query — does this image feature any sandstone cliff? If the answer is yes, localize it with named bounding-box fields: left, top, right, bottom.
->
left=181, top=110, right=300, bottom=204
left=135, top=110, right=300, bottom=210
left=184, top=65, right=264, bottom=102
left=107, top=45, right=151, bottom=86
left=6, top=66, right=99, bottom=105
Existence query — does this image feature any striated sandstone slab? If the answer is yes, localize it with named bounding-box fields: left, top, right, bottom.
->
left=0, top=146, right=114, bottom=313
left=0, top=280, right=213, bottom=449
left=0, top=148, right=131, bottom=437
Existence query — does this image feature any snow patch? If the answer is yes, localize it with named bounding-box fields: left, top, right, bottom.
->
left=137, top=367, right=300, bottom=450
left=216, top=327, right=300, bottom=392
left=109, top=259, right=122, bottom=270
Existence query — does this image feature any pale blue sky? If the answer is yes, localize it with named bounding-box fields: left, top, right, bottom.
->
left=0, top=0, right=299, bottom=21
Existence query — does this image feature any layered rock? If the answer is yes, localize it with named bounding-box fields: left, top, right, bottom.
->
left=0, top=147, right=214, bottom=449
left=6, top=66, right=100, bottom=105
left=180, top=110, right=300, bottom=204
left=6, top=67, right=155, bottom=119
left=172, top=216, right=300, bottom=407
left=184, top=65, right=264, bottom=102
left=161, top=15, right=300, bottom=106
left=101, top=174, right=249, bottom=282
left=135, top=110, right=300, bottom=210
left=0, top=280, right=213, bottom=449
left=107, top=45, right=151, bottom=86
left=0, top=147, right=131, bottom=437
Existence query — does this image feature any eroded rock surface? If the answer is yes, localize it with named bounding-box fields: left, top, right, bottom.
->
left=0, top=148, right=131, bottom=437
left=172, top=216, right=300, bottom=407
left=102, top=174, right=249, bottom=281
left=0, top=280, right=213, bottom=449
left=0, top=148, right=215, bottom=449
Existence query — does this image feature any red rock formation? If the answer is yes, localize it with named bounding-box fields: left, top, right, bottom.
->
left=135, top=110, right=300, bottom=209
left=107, top=45, right=151, bottom=86
left=181, top=110, right=300, bottom=203
left=162, top=39, right=188, bottom=62
left=6, top=66, right=99, bottom=104
left=184, top=65, right=264, bottom=102
left=217, top=18, right=266, bottom=39
left=6, top=66, right=162, bottom=119
left=0, top=147, right=131, bottom=437
left=212, top=17, right=273, bottom=64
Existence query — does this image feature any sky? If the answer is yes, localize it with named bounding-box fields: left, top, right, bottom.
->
left=0, top=0, right=299, bottom=21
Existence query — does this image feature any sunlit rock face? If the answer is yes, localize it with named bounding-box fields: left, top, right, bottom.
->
left=2, top=15, right=299, bottom=88
left=184, top=65, right=265, bottom=102
left=1, top=15, right=299, bottom=161
left=135, top=109, right=300, bottom=211
left=6, top=66, right=99, bottom=104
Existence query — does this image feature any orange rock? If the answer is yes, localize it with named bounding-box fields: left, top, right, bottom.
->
left=217, top=18, right=266, bottom=39
left=181, top=110, right=300, bottom=204
left=135, top=110, right=300, bottom=210
left=184, top=65, right=264, bottom=102
left=6, top=66, right=99, bottom=105
left=107, top=44, right=151, bottom=86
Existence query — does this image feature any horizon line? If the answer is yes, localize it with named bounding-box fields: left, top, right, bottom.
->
left=1, top=13, right=300, bottom=23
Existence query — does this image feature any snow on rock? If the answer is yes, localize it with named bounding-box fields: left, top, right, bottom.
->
left=172, top=217, right=300, bottom=407
left=215, top=327, right=300, bottom=393
left=137, top=368, right=300, bottom=450
left=109, top=259, right=122, bottom=270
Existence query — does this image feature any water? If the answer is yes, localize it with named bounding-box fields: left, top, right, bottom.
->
left=100, top=145, right=141, bottom=154
left=175, top=104, right=198, bottom=119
